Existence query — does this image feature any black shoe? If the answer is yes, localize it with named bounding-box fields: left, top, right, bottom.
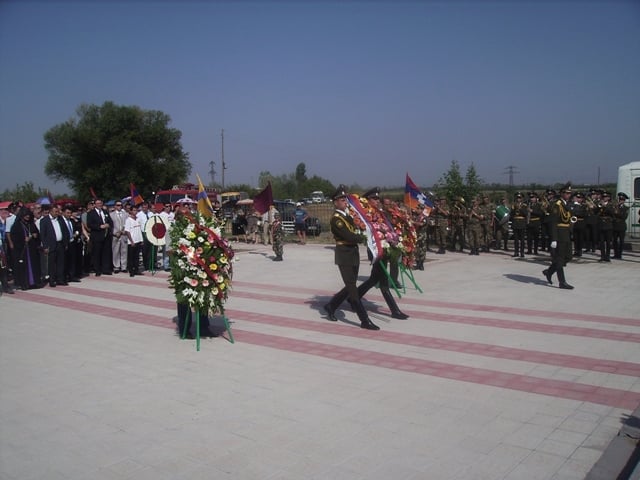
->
left=542, top=269, right=553, bottom=285
left=559, top=283, right=574, bottom=290
left=95, top=273, right=101, bottom=277
left=391, top=311, right=409, bottom=320
left=49, top=282, right=56, bottom=287
left=130, top=273, right=135, bottom=277
left=360, top=319, right=380, bottom=331
left=102, top=272, right=112, bottom=275
left=58, top=282, right=69, bottom=286
left=70, top=278, right=81, bottom=282
left=114, top=269, right=120, bottom=274
left=323, top=304, right=337, bottom=321
left=3, top=288, right=15, bottom=294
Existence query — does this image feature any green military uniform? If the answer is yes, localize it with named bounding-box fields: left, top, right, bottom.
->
left=412, top=208, right=428, bottom=269
left=271, top=215, right=284, bottom=261
left=526, top=193, right=545, bottom=255
left=510, top=193, right=528, bottom=257
left=450, top=199, right=467, bottom=252
left=323, top=185, right=379, bottom=331
left=433, top=199, right=450, bottom=254
left=466, top=199, right=482, bottom=255
left=612, top=192, right=629, bottom=260
left=597, top=192, right=615, bottom=262
left=478, top=196, right=493, bottom=252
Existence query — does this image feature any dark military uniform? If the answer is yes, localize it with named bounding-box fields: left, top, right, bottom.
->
left=540, top=189, right=556, bottom=251
left=412, top=208, right=428, bottom=269
left=569, top=193, right=588, bottom=257
left=433, top=199, right=450, bottom=254
left=584, top=191, right=600, bottom=252
left=466, top=199, right=482, bottom=255
left=597, top=192, right=615, bottom=262
left=450, top=199, right=466, bottom=252
left=323, top=185, right=379, bottom=330
left=526, top=193, right=544, bottom=255
left=542, top=184, right=574, bottom=289
left=478, top=196, right=493, bottom=252
left=612, top=192, right=630, bottom=260
left=510, top=193, right=527, bottom=257
left=494, top=199, right=510, bottom=251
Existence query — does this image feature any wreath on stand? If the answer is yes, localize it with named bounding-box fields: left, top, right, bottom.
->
left=168, top=211, right=235, bottom=348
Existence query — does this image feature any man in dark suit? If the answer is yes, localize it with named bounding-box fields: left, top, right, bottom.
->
left=323, top=185, right=379, bottom=331
left=60, top=205, right=82, bottom=282
left=39, top=204, right=67, bottom=287
left=86, top=199, right=113, bottom=276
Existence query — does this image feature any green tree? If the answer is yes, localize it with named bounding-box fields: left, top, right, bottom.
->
left=0, top=181, right=49, bottom=203
left=464, top=163, right=483, bottom=201
left=295, top=162, right=307, bottom=184
left=44, top=101, right=191, bottom=202
left=437, top=160, right=465, bottom=202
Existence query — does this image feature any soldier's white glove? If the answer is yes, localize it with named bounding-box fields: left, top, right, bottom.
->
left=550, top=241, right=557, bottom=249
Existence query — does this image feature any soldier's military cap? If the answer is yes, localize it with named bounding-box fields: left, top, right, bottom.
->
left=602, top=191, right=611, bottom=198
left=546, top=189, right=556, bottom=196
left=331, top=185, right=348, bottom=201
left=574, top=192, right=584, bottom=199
left=515, top=192, right=523, bottom=198
left=528, top=192, right=539, bottom=199
left=560, top=182, right=572, bottom=193
left=362, top=187, right=380, bottom=200
left=617, top=192, right=629, bottom=200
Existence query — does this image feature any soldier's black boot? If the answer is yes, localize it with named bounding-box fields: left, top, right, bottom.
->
left=557, top=269, right=574, bottom=290
left=381, top=289, right=408, bottom=319
left=324, top=288, right=349, bottom=321
left=354, top=299, right=380, bottom=330
left=542, top=266, right=554, bottom=284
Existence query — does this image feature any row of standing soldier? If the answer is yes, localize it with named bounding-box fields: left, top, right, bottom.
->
left=410, top=189, right=630, bottom=262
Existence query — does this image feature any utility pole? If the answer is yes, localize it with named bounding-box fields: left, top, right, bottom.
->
left=504, top=165, right=519, bottom=187
left=221, top=129, right=227, bottom=190
left=209, top=160, right=216, bottom=186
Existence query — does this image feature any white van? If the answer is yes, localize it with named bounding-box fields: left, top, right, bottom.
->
left=310, top=191, right=325, bottom=203
left=617, top=162, right=640, bottom=238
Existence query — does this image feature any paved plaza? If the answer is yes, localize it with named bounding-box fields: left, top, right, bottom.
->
left=1, top=242, right=639, bottom=479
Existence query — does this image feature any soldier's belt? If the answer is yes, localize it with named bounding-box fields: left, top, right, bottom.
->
left=335, top=241, right=357, bottom=246
left=514, top=216, right=525, bottom=219
left=558, top=223, right=571, bottom=227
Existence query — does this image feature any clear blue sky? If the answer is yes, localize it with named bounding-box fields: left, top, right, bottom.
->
left=1, top=0, right=638, bottom=195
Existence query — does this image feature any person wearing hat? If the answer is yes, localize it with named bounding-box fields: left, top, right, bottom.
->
left=540, top=189, right=556, bottom=251
left=510, top=192, right=528, bottom=258
left=597, top=191, right=615, bottom=262
left=355, top=187, right=409, bottom=320
left=294, top=202, right=309, bottom=245
left=323, top=185, right=380, bottom=331
left=271, top=211, right=284, bottom=261
left=542, top=183, right=574, bottom=289
left=526, top=192, right=545, bottom=255
left=569, top=192, right=588, bottom=257
left=494, top=197, right=510, bottom=252
left=584, top=189, right=601, bottom=253
left=612, top=192, right=630, bottom=259
left=432, top=197, right=450, bottom=254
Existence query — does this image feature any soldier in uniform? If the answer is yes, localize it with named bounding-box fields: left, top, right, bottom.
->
left=584, top=189, right=601, bottom=253
left=542, top=183, right=574, bottom=290
left=478, top=195, right=493, bottom=252
left=510, top=192, right=528, bottom=258
left=526, top=192, right=544, bottom=255
left=450, top=197, right=467, bottom=252
left=323, top=185, right=379, bottom=331
left=612, top=192, right=630, bottom=260
left=540, top=189, right=556, bottom=252
left=432, top=198, right=450, bottom=254
left=597, top=191, right=615, bottom=262
left=465, top=198, right=482, bottom=255
left=356, top=188, right=409, bottom=320
left=412, top=206, right=428, bottom=269
left=271, top=212, right=284, bottom=261
left=494, top=198, right=510, bottom=251
left=570, top=192, right=588, bottom=257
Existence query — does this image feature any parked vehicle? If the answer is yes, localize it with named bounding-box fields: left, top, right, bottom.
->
left=617, top=162, right=640, bottom=238
left=273, top=200, right=322, bottom=236
left=310, top=191, right=325, bottom=203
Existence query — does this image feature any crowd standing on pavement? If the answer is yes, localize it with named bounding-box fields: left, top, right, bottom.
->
left=0, top=197, right=186, bottom=294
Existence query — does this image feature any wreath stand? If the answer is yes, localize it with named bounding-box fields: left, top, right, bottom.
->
left=380, top=260, right=423, bottom=298
left=181, top=309, right=235, bottom=351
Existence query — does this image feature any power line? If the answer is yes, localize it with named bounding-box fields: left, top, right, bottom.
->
left=504, top=165, right=519, bottom=187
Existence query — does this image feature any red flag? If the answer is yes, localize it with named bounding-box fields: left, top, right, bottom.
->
left=253, top=182, right=273, bottom=215
left=130, top=183, right=144, bottom=206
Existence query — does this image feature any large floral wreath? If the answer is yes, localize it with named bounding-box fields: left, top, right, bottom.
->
left=168, top=212, right=234, bottom=314
left=347, top=195, right=414, bottom=268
